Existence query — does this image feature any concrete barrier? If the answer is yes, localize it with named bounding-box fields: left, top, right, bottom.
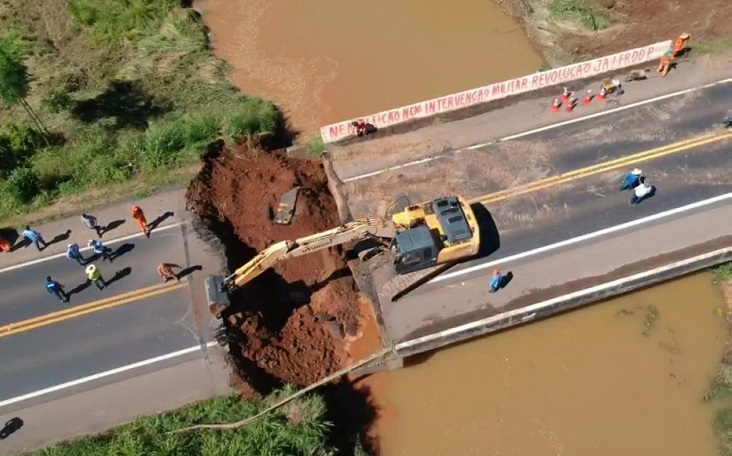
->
left=320, top=40, right=672, bottom=143
left=394, top=247, right=731, bottom=359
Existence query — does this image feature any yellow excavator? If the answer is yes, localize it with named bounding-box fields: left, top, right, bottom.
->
left=206, top=195, right=480, bottom=316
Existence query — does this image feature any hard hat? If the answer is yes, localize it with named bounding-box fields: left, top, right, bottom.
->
left=680, top=32, right=690, bottom=39
left=67, top=243, right=73, bottom=249
left=631, top=168, right=642, bottom=175
left=87, top=239, right=94, bottom=247
left=85, top=264, right=96, bottom=274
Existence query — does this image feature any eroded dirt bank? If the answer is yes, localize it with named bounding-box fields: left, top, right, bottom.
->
left=186, top=143, right=383, bottom=397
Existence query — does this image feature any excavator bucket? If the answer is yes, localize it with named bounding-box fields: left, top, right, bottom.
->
left=205, top=275, right=229, bottom=319
left=272, top=187, right=300, bottom=225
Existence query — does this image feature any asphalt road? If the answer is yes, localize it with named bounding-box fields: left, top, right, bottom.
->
left=0, top=225, right=204, bottom=404
left=355, top=81, right=732, bottom=340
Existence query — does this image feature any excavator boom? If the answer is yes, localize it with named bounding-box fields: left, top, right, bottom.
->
left=222, top=217, right=395, bottom=292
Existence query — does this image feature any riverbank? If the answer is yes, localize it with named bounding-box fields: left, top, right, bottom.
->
left=499, top=0, right=732, bottom=65
left=0, top=0, right=282, bottom=225
left=707, top=263, right=732, bottom=456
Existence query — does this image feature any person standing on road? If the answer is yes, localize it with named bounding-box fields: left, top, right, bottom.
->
left=157, top=262, right=182, bottom=283
left=46, top=276, right=69, bottom=303
left=489, top=269, right=503, bottom=293
left=619, top=168, right=643, bottom=191
left=81, top=213, right=103, bottom=238
left=131, top=205, right=149, bottom=238
left=66, top=243, right=85, bottom=266
left=22, top=225, right=47, bottom=251
left=85, top=264, right=106, bottom=290
left=88, top=239, right=113, bottom=263
left=630, top=181, right=655, bottom=206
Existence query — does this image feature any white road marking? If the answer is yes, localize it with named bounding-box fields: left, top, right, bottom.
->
left=0, top=222, right=184, bottom=274
left=341, top=77, right=732, bottom=183
left=0, top=341, right=218, bottom=409
left=465, top=142, right=492, bottom=150
left=431, top=193, right=732, bottom=283
left=499, top=78, right=732, bottom=141
left=342, top=157, right=441, bottom=183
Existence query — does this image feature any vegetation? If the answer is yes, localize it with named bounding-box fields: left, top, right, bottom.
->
left=695, top=39, right=732, bottom=55
left=716, top=407, right=732, bottom=456
left=548, top=0, right=611, bottom=30
left=307, top=136, right=326, bottom=157
left=0, top=0, right=280, bottom=221
left=26, top=390, right=337, bottom=456
left=714, top=262, right=732, bottom=283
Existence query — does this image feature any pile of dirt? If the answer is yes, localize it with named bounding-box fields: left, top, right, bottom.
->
left=187, top=143, right=379, bottom=391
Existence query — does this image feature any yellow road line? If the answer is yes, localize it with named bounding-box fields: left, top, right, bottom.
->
left=0, top=282, right=187, bottom=339
left=470, top=132, right=732, bottom=205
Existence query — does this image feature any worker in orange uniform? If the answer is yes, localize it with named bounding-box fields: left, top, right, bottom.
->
left=672, top=32, right=690, bottom=57
left=657, top=50, right=674, bottom=77
left=0, top=235, right=11, bottom=253
left=131, top=205, right=149, bottom=238
left=157, top=262, right=182, bottom=283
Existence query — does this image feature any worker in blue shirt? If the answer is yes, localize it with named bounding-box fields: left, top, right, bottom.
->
left=66, top=243, right=85, bottom=266
left=22, top=225, right=47, bottom=251
left=46, top=276, right=69, bottom=303
left=88, top=239, right=113, bottom=263
left=619, top=168, right=643, bottom=191
left=489, top=269, right=503, bottom=293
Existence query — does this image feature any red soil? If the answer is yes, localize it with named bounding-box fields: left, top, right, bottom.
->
left=187, top=145, right=383, bottom=389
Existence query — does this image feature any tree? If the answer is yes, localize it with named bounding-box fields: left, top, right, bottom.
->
left=0, top=34, right=50, bottom=140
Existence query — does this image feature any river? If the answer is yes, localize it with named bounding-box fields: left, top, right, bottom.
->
left=375, top=272, right=727, bottom=455
left=198, top=0, right=544, bottom=136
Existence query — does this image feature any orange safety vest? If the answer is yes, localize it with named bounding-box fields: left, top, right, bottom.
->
left=0, top=236, right=10, bottom=253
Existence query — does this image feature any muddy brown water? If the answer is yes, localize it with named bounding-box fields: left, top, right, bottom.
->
left=379, top=273, right=727, bottom=455
left=198, top=0, right=544, bottom=136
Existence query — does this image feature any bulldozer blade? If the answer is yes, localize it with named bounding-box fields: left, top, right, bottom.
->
left=272, top=187, right=300, bottom=225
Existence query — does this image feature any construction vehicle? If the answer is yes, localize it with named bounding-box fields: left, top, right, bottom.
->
left=206, top=195, right=480, bottom=317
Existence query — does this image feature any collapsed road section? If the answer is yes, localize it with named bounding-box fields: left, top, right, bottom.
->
left=186, top=142, right=383, bottom=395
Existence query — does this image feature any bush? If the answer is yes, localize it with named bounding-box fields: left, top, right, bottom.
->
left=549, top=0, right=611, bottom=30
left=221, top=98, right=279, bottom=144
left=7, top=166, right=41, bottom=204
left=714, top=262, right=732, bottom=283
left=41, top=88, right=73, bottom=113
left=26, top=391, right=337, bottom=456
left=307, top=136, right=326, bottom=157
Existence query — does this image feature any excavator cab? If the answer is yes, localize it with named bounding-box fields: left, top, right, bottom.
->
left=389, top=196, right=478, bottom=274
left=390, top=225, right=439, bottom=274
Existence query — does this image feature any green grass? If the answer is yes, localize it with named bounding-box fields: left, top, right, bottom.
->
left=695, top=39, right=732, bottom=55
left=26, top=389, right=337, bottom=456
left=0, top=0, right=281, bottom=222
left=715, top=407, right=732, bottom=456
left=307, top=136, right=326, bottom=157
left=714, top=262, right=732, bottom=283
left=548, top=0, right=611, bottom=30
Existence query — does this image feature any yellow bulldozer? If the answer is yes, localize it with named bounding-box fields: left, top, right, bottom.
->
left=205, top=195, right=480, bottom=317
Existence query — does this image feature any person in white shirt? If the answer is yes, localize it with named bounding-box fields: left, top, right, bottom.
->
left=630, top=181, right=655, bottom=205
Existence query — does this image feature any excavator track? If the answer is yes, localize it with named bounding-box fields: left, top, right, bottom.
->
left=380, top=263, right=451, bottom=302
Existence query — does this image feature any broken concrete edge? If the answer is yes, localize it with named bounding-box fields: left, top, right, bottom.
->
left=390, top=246, right=731, bottom=361
left=325, top=56, right=690, bottom=148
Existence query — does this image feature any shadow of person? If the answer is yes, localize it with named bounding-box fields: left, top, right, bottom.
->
left=177, top=264, right=203, bottom=279
left=111, top=243, right=135, bottom=260
left=148, top=211, right=175, bottom=232
left=106, top=267, right=132, bottom=286
left=0, top=417, right=23, bottom=440
left=365, top=123, right=378, bottom=135
left=46, top=229, right=72, bottom=248
left=12, top=237, right=31, bottom=251
left=68, top=280, right=92, bottom=296
left=101, top=219, right=126, bottom=236
left=499, top=271, right=514, bottom=290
